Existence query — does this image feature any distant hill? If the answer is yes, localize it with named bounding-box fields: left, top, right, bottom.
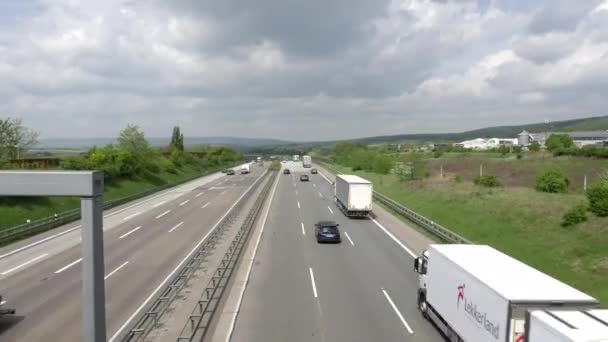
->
left=327, top=115, right=608, bottom=145
left=37, top=136, right=291, bottom=149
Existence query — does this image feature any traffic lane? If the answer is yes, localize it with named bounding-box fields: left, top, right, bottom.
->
left=0, top=172, right=265, bottom=341
left=230, top=171, right=323, bottom=342
left=298, top=175, right=444, bottom=341
left=0, top=169, right=240, bottom=275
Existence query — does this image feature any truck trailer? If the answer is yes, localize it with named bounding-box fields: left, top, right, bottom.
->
left=525, top=309, right=608, bottom=342
left=414, top=245, right=599, bottom=342
left=334, top=175, right=373, bottom=217
left=302, top=155, right=312, bottom=168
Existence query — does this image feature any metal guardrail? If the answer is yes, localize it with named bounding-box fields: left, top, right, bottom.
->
left=177, top=170, right=277, bottom=341
left=0, top=164, right=240, bottom=246
left=120, top=169, right=274, bottom=342
left=317, top=160, right=472, bottom=245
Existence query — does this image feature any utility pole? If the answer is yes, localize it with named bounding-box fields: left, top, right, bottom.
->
left=480, top=164, right=483, bottom=177
left=584, top=174, right=588, bottom=191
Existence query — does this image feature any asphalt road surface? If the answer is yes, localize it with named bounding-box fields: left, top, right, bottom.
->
left=230, top=161, right=445, bottom=342
left=0, top=163, right=267, bottom=341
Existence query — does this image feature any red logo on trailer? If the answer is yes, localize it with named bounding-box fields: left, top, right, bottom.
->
left=457, top=284, right=465, bottom=308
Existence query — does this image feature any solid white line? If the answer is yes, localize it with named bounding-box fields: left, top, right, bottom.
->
left=309, top=267, right=318, bottom=298
left=109, top=169, right=268, bottom=342
left=196, top=192, right=204, bottom=197
left=0, top=225, right=81, bottom=259
left=202, top=202, right=211, bottom=209
left=297, top=201, right=301, bottom=209
left=344, top=231, right=355, bottom=246
left=119, top=226, right=142, bottom=239
left=301, top=222, right=306, bottom=235
left=224, top=168, right=280, bottom=342
left=105, top=261, right=129, bottom=280
left=319, top=171, right=332, bottom=184
left=152, top=200, right=166, bottom=208
left=327, top=206, right=334, bottom=214
left=319, top=192, right=323, bottom=198
left=382, top=289, right=414, bottom=334
left=122, top=212, right=141, bottom=221
left=168, top=222, right=184, bottom=233
left=54, top=258, right=82, bottom=274
left=1, top=254, right=48, bottom=275
left=371, top=218, right=417, bottom=258
left=155, top=210, right=171, bottom=219
left=179, top=200, right=190, bottom=206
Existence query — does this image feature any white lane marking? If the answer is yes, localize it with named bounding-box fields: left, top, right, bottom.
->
left=195, top=192, right=204, bottom=197
left=0, top=301, right=5, bottom=305
left=319, top=171, right=332, bottom=184
left=220, top=190, right=227, bottom=195
left=224, top=167, right=280, bottom=342
left=297, top=201, right=301, bottom=209
left=301, top=222, right=306, bottom=235
left=109, top=169, right=268, bottom=342
left=179, top=200, right=190, bottom=206
left=54, top=258, right=83, bottom=274
left=309, top=267, right=318, bottom=298
left=295, top=190, right=298, bottom=195
left=313, top=183, right=316, bottom=188
left=105, top=261, right=129, bottom=280
left=0, top=172, right=221, bottom=260
left=152, top=200, right=166, bottom=208
left=371, top=218, right=416, bottom=258
left=1, top=254, right=49, bottom=275
left=344, top=231, right=355, bottom=246
left=202, top=202, right=211, bottom=209
left=122, top=212, right=141, bottom=221
left=119, top=226, right=142, bottom=239
left=155, top=210, right=171, bottom=219
left=168, top=221, right=184, bottom=233
left=209, top=186, right=216, bottom=190
left=327, top=206, right=334, bottom=214
left=319, top=192, right=323, bottom=198
left=0, top=225, right=81, bottom=259
left=382, top=289, right=414, bottom=334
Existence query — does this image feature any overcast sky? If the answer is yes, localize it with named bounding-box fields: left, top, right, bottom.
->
left=1, top=0, right=608, bottom=141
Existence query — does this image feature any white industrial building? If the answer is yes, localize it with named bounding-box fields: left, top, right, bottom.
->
left=518, top=130, right=608, bottom=147
left=454, top=138, right=518, bottom=150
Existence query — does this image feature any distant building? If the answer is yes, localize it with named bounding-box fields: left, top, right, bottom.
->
left=454, top=138, right=517, bottom=150
left=517, top=131, right=608, bottom=147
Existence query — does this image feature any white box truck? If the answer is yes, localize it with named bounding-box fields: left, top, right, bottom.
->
left=302, top=155, right=312, bottom=168
left=240, top=164, right=250, bottom=174
left=293, top=155, right=300, bottom=162
left=334, top=175, right=373, bottom=217
left=414, top=245, right=599, bottom=342
left=525, top=309, right=608, bottom=342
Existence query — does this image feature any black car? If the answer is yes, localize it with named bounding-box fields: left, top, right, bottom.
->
left=300, top=174, right=309, bottom=181
left=226, top=169, right=235, bottom=175
left=283, top=169, right=291, bottom=174
left=315, top=221, right=341, bottom=243
left=311, top=169, right=318, bottom=174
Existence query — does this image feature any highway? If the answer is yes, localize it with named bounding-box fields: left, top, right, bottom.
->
left=0, top=163, right=267, bottom=341
left=229, top=161, right=445, bottom=342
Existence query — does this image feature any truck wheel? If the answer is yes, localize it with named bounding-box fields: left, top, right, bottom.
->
left=417, top=293, right=429, bottom=319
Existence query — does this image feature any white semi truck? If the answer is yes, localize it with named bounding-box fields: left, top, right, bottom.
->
left=414, top=245, right=599, bottom=342
left=334, top=175, right=373, bottom=217
left=302, top=155, right=312, bottom=168
left=525, top=309, right=608, bottom=342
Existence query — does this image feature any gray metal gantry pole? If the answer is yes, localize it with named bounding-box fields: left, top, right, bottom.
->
left=0, top=171, right=107, bottom=341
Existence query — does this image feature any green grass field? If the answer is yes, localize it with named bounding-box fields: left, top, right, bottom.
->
left=0, top=165, right=218, bottom=230
left=330, top=163, right=608, bottom=308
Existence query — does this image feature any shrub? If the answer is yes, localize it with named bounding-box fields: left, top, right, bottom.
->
left=516, top=152, right=523, bottom=160
left=433, top=150, right=443, bottom=158
left=561, top=204, right=588, bottom=227
left=535, top=170, right=569, bottom=193
left=474, top=174, right=501, bottom=187
left=529, top=141, right=541, bottom=152
left=453, top=175, right=463, bottom=183
left=586, top=184, right=608, bottom=217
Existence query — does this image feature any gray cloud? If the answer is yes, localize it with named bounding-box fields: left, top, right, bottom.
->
left=0, top=0, right=607, bottom=141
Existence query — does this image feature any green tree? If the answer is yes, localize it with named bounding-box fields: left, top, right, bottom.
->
left=170, top=126, right=184, bottom=151
left=535, top=170, right=570, bottom=193
left=0, top=117, right=39, bottom=161
left=498, top=144, right=510, bottom=156
left=586, top=183, right=608, bottom=217
left=529, top=141, right=541, bottom=152
left=118, top=125, right=150, bottom=154
left=546, top=134, right=574, bottom=151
